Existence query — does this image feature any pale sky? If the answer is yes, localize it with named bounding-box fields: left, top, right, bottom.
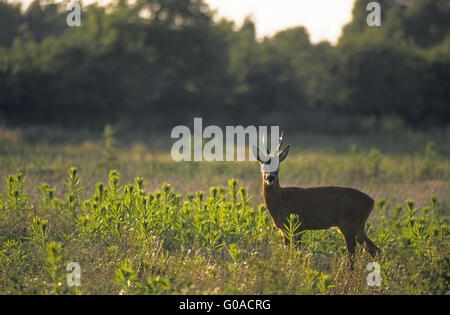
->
left=206, top=0, right=356, bottom=43
left=19, top=0, right=356, bottom=43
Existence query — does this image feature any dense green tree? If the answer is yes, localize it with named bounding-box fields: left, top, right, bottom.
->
left=338, top=0, right=449, bottom=125
left=0, top=0, right=448, bottom=129
left=23, top=0, right=67, bottom=42
left=341, top=0, right=450, bottom=48
left=336, top=33, right=425, bottom=119
left=390, top=0, right=450, bottom=48
left=0, top=0, right=22, bottom=48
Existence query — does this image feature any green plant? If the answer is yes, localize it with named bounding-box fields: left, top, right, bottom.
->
left=228, top=243, right=244, bottom=264
left=0, top=164, right=448, bottom=295
left=65, top=167, right=83, bottom=216
left=29, top=216, right=49, bottom=251
left=115, top=260, right=137, bottom=295
left=37, top=183, right=55, bottom=207
left=43, top=242, right=66, bottom=295
left=283, top=214, right=304, bottom=255
left=136, top=276, right=173, bottom=295
left=5, top=173, right=28, bottom=212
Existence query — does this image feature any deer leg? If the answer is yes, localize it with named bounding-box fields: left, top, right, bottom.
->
left=356, top=227, right=380, bottom=258
left=342, top=230, right=356, bottom=270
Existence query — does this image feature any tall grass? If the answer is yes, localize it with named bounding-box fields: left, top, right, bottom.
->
left=0, top=169, right=448, bottom=294
left=0, top=127, right=448, bottom=294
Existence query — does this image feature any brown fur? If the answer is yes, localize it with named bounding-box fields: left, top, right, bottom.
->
left=262, top=178, right=380, bottom=267
left=255, top=141, right=380, bottom=268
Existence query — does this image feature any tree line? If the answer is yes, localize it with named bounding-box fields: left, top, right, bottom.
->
left=0, top=0, right=448, bottom=132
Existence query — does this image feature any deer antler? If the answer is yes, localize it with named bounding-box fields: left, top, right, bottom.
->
left=261, top=131, right=284, bottom=155
left=276, top=131, right=284, bottom=153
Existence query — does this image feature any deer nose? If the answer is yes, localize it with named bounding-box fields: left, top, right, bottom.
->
left=267, top=174, right=275, bottom=182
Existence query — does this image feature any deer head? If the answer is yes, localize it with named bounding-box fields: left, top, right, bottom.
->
left=252, top=132, right=290, bottom=186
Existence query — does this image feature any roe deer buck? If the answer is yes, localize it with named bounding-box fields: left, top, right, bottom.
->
left=252, top=132, right=380, bottom=268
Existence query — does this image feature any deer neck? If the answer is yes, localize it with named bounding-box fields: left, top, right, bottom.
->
left=262, top=181, right=283, bottom=213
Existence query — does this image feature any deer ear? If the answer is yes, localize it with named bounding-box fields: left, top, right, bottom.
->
left=252, top=145, right=267, bottom=163
left=278, top=144, right=290, bottom=163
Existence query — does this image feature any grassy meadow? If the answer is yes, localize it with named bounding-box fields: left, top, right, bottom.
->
left=0, top=126, right=449, bottom=294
